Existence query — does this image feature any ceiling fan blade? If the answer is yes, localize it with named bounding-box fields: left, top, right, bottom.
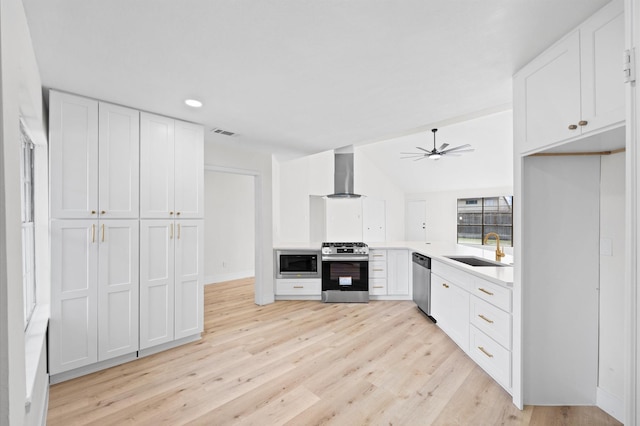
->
left=441, top=144, right=472, bottom=153
left=438, top=143, right=449, bottom=151
left=401, top=154, right=426, bottom=159
left=416, top=147, right=431, bottom=153
left=414, top=156, right=429, bottom=161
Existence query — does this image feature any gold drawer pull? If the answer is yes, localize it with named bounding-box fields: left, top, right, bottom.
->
left=568, top=124, right=578, bottom=130
left=442, top=283, right=449, bottom=288
left=478, top=346, right=494, bottom=358
left=373, top=285, right=384, bottom=289
left=293, top=285, right=304, bottom=289
left=578, top=120, right=588, bottom=126
left=373, top=268, right=385, bottom=272
left=478, top=314, right=494, bottom=324
left=478, top=288, right=494, bottom=296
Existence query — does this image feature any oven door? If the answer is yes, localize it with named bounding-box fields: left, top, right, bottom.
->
left=321, top=258, right=369, bottom=292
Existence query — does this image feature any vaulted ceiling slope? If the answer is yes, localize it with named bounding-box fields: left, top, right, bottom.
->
left=23, top=0, right=610, bottom=157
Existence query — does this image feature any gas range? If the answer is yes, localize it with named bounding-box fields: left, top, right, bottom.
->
left=321, top=242, right=369, bottom=257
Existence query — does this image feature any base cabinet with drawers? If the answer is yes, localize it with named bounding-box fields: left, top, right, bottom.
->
left=368, top=249, right=410, bottom=299
left=431, top=259, right=513, bottom=393
left=274, top=279, right=321, bottom=299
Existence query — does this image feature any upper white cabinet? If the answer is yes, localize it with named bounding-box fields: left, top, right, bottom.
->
left=140, top=113, right=204, bottom=219
left=50, top=91, right=139, bottom=219
left=310, top=196, right=386, bottom=243
left=513, top=0, right=624, bottom=154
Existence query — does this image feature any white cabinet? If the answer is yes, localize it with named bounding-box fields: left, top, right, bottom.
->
left=310, top=196, right=386, bottom=243
left=275, top=279, right=321, bottom=297
left=140, top=220, right=204, bottom=349
left=49, top=91, right=139, bottom=219
left=431, top=272, right=469, bottom=352
left=50, top=219, right=139, bottom=374
left=140, top=113, right=204, bottom=219
left=513, top=0, right=624, bottom=154
left=362, top=198, right=386, bottom=242
left=368, top=249, right=410, bottom=298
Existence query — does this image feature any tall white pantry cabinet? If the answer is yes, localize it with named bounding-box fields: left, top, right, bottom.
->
left=49, top=90, right=204, bottom=380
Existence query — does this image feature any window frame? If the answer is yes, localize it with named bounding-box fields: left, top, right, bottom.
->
left=20, top=121, right=36, bottom=328
left=456, top=196, right=513, bottom=247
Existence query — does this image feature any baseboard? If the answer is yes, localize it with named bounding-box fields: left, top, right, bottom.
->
left=596, top=386, right=624, bottom=423
left=50, top=353, right=138, bottom=384
left=205, top=270, right=255, bottom=285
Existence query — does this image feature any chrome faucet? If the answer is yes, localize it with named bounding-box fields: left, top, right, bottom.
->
left=483, top=232, right=505, bottom=261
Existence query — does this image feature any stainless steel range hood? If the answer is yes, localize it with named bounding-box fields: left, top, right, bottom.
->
left=327, top=146, right=362, bottom=198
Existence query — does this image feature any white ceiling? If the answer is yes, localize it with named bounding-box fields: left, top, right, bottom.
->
left=358, top=110, right=513, bottom=193
left=23, top=0, right=610, bottom=158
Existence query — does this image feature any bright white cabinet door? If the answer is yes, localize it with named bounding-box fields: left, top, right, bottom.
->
left=580, top=0, right=625, bottom=134
left=387, top=250, right=409, bottom=296
left=140, top=113, right=175, bottom=219
left=140, top=220, right=175, bottom=349
left=174, top=220, right=204, bottom=339
left=431, top=272, right=469, bottom=352
left=174, top=121, right=204, bottom=219
left=50, top=220, right=99, bottom=374
left=514, top=31, right=581, bottom=154
left=98, top=103, right=140, bottom=218
left=431, top=273, right=448, bottom=326
left=49, top=91, right=99, bottom=219
left=362, top=198, right=385, bottom=242
left=97, top=220, right=139, bottom=360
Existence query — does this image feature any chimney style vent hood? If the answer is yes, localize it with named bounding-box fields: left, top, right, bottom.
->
left=327, top=146, right=362, bottom=198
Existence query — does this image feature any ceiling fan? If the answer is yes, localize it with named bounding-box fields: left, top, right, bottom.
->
left=401, top=128, right=474, bottom=161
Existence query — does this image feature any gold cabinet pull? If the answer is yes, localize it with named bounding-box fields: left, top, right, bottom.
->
left=170, top=223, right=174, bottom=239
left=176, top=212, right=181, bottom=216
left=177, top=223, right=181, bottom=239
left=568, top=124, right=578, bottom=130
left=578, top=120, right=588, bottom=126
left=373, top=268, right=384, bottom=272
left=101, top=210, right=106, bottom=215
left=91, top=224, right=96, bottom=243
left=373, top=285, right=384, bottom=289
left=293, top=285, right=304, bottom=289
left=442, top=283, right=449, bottom=288
left=91, top=210, right=96, bottom=215
left=101, top=224, right=105, bottom=242
left=478, top=314, right=494, bottom=324
left=478, top=288, right=494, bottom=296
left=478, top=346, right=493, bottom=358
left=373, top=254, right=384, bottom=257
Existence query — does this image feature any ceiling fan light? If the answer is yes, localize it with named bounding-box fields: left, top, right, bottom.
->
left=429, top=153, right=441, bottom=160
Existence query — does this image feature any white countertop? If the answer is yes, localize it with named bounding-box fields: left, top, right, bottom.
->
left=274, top=241, right=514, bottom=287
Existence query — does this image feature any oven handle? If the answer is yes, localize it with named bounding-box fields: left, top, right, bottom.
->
left=322, top=256, right=370, bottom=262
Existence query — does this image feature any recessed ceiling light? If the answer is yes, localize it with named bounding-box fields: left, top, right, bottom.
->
left=185, top=99, right=203, bottom=108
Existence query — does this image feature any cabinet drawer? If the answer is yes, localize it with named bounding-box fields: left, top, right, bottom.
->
left=472, top=278, right=511, bottom=312
left=369, top=250, right=387, bottom=261
left=369, top=260, right=387, bottom=278
left=369, top=278, right=387, bottom=295
left=431, top=260, right=473, bottom=292
left=470, top=296, right=511, bottom=349
left=469, top=325, right=511, bottom=390
left=275, top=279, right=321, bottom=295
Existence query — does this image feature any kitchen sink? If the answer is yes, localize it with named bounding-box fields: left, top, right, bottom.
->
left=444, top=256, right=509, bottom=267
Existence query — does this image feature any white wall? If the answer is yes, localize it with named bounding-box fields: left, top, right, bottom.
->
left=203, top=137, right=274, bottom=305
left=598, top=152, right=625, bottom=410
left=406, top=186, right=513, bottom=246
left=1, top=0, right=49, bottom=424
left=204, top=170, right=255, bottom=283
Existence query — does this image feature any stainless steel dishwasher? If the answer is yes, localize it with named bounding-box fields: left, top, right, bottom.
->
left=412, top=253, right=435, bottom=322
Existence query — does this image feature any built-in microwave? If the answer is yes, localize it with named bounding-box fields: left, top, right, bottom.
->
left=275, top=250, right=321, bottom=279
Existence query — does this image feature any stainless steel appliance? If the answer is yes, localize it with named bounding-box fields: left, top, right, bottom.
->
left=321, top=242, right=369, bottom=303
left=275, top=250, right=321, bottom=279
left=412, top=252, right=435, bottom=322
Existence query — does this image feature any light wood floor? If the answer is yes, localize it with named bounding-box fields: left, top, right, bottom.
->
left=47, top=278, right=621, bottom=425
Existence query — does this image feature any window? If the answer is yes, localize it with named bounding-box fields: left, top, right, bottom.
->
left=457, top=196, right=513, bottom=247
left=20, top=122, right=36, bottom=327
